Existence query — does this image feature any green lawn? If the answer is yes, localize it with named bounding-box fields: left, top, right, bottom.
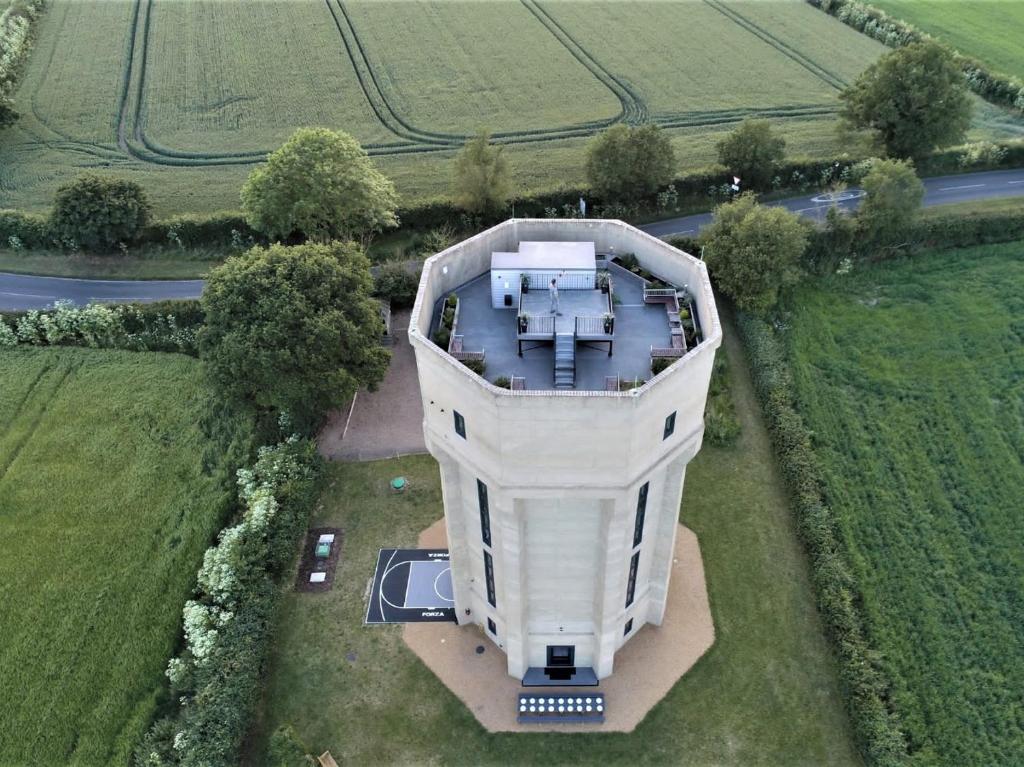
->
left=871, top=0, right=1024, bottom=79
left=0, top=348, right=233, bottom=766
left=787, top=242, right=1024, bottom=765
left=255, top=314, right=860, bottom=766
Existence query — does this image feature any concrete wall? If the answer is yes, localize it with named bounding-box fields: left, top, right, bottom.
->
left=410, top=220, right=719, bottom=680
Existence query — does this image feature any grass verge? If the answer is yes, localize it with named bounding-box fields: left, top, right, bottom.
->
left=0, top=347, right=233, bottom=765
left=252, top=311, right=860, bottom=766
left=786, top=241, right=1024, bottom=764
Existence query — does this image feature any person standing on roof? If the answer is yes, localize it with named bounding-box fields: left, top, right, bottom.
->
left=549, top=277, right=560, bottom=315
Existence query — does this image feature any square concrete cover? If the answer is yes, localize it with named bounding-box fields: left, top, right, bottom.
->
left=309, top=572, right=327, bottom=583
left=403, top=517, right=715, bottom=733
left=318, top=533, right=336, bottom=544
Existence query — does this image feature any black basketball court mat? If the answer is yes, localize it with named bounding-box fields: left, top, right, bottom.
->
left=365, top=548, right=456, bottom=624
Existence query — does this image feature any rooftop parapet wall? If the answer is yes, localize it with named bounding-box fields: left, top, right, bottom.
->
left=409, top=219, right=721, bottom=399
left=409, top=220, right=722, bottom=486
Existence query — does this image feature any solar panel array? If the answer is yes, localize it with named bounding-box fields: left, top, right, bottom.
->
left=517, top=693, right=605, bottom=724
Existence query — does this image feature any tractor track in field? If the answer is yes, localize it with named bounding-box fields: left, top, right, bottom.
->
left=95, top=0, right=839, bottom=169
left=703, top=0, right=848, bottom=91
left=0, top=361, right=77, bottom=487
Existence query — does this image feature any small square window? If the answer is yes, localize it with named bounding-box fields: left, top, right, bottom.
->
left=663, top=411, right=676, bottom=440
left=454, top=410, right=466, bottom=439
left=624, top=618, right=634, bottom=636
left=487, top=618, right=497, bottom=636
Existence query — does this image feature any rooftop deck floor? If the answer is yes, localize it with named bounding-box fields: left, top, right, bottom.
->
left=434, top=264, right=673, bottom=391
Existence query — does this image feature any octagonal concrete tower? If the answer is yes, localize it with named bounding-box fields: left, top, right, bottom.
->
left=408, top=219, right=720, bottom=682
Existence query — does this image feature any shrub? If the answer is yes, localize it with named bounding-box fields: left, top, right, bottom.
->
left=0, top=209, right=50, bottom=248
left=703, top=355, right=740, bottom=447
left=650, top=356, right=673, bottom=375
left=154, top=212, right=257, bottom=249
left=49, top=175, right=153, bottom=251
left=433, top=327, right=450, bottom=350
left=266, top=725, right=311, bottom=767
left=493, top=376, right=511, bottom=389
left=461, top=358, right=486, bottom=376
left=135, top=437, right=322, bottom=767
left=373, top=262, right=420, bottom=309
left=856, top=158, right=924, bottom=248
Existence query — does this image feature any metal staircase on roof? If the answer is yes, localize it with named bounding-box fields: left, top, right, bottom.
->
left=554, top=332, right=575, bottom=389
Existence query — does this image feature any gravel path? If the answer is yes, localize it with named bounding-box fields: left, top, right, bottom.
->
left=318, top=310, right=426, bottom=462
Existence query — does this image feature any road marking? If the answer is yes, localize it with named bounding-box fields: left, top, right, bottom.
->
left=0, top=291, right=55, bottom=299
left=938, top=184, right=985, bottom=191
left=1008, top=180, right=1024, bottom=185
left=86, top=296, right=152, bottom=302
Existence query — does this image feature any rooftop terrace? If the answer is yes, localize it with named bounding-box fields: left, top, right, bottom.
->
left=430, top=260, right=702, bottom=391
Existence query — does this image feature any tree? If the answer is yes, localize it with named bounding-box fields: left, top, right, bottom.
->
left=241, top=127, right=399, bottom=242
left=701, top=193, right=807, bottom=314
left=716, top=119, right=786, bottom=190
left=49, top=174, right=152, bottom=251
left=198, top=241, right=390, bottom=430
left=856, top=158, right=924, bottom=247
left=585, top=124, right=675, bottom=201
left=452, top=129, right=511, bottom=215
left=839, top=41, right=972, bottom=160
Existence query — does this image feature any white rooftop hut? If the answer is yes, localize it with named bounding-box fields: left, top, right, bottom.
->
left=489, top=241, right=596, bottom=309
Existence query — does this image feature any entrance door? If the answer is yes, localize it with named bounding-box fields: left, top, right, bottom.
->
left=546, top=645, right=575, bottom=668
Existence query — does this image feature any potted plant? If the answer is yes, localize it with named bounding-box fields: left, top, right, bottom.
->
left=602, top=313, right=614, bottom=334
left=520, top=274, right=530, bottom=293
left=517, top=313, right=529, bottom=333
left=597, top=272, right=610, bottom=294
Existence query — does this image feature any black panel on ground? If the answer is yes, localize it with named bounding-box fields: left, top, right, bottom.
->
left=364, top=548, right=457, bottom=624
left=521, top=667, right=599, bottom=687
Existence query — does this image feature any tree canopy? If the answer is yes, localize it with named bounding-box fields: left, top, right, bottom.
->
left=198, top=241, right=390, bottom=429
left=585, top=124, right=675, bottom=201
left=716, top=119, right=786, bottom=191
left=241, top=128, right=399, bottom=242
left=857, top=158, right=924, bottom=246
left=452, top=129, right=511, bottom=215
left=839, top=41, right=972, bottom=160
left=702, top=193, right=807, bottom=315
left=49, top=174, right=152, bottom=250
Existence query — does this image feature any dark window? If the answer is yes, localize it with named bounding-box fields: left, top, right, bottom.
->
left=487, top=617, right=497, bottom=636
left=625, top=551, right=640, bottom=607
left=454, top=411, right=466, bottom=439
left=633, top=482, right=648, bottom=548
left=546, top=645, right=575, bottom=667
left=663, top=411, right=676, bottom=439
left=477, top=479, right=491, bottom=546
left=483, top=550, right=496, bottom=607
left=624, top=618, right=634, bottom=636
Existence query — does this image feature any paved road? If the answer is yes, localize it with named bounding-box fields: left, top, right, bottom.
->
left=2, top=168, right=1023, bottom=310
left=642, top=167, right=1024, bottom=238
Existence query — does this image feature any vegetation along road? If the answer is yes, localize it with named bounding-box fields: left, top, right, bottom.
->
left=1, top=167, right=1023, bottom=311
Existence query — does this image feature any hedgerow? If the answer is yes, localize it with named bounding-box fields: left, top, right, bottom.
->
left=0, top=0, right=46, bottom=127
left=135, top=436, right=322, bottom=767
left=808, top=0, right=1024, bottom=114
left=735, top=312, right=907, bottom=767
left=0, top=299, right=203, bottom=354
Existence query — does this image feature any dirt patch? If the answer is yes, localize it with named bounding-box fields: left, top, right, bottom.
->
left=404, top=518, right=715, bottom=733
left=318, top=309, right=426, bottom=462
left=294, top=527, right=344, bottom=592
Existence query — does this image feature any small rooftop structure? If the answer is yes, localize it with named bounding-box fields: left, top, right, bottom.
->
left=490, top=241, right=597, bottom=309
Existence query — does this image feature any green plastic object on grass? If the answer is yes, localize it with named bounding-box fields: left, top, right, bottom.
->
left=315, top=542, right=331, bottom=558
left=391, top=476, right=407, bottom=491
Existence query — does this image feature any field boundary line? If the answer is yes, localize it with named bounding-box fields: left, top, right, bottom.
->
left=0, top=361, right=51, bottom=440
left=703, top=0, right=847, bottom=91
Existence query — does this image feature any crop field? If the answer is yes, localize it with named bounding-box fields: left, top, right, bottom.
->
left=787, top=242, right=1024, bottom=765
left=871, top=0, right=1024, bottom=80
left=0, top=0, right=894, bottom=214
left=0, top=348, right=232, bottom=765
left=255, top=323, right=860, bottom=765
